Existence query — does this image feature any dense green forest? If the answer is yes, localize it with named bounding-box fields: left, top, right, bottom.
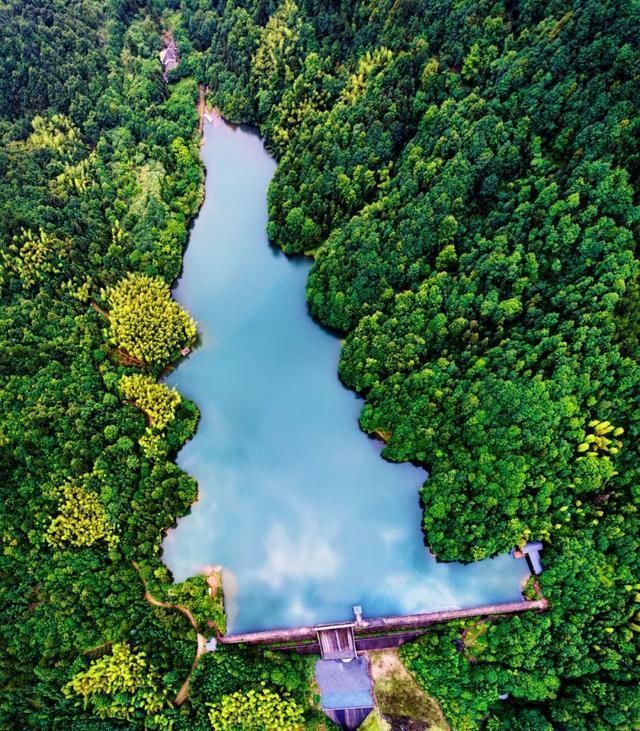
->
left=1, top=0, right=638, bottom=729
left=0, top=1, right=327, bottom=729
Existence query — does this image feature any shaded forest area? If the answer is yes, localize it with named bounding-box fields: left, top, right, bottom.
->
left=0, top=0, right=638, bottom=729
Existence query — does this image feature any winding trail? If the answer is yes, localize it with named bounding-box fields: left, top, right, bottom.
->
left=132, top=561, right=208, bottom=706
left=90, top=300, right=110, bottom=320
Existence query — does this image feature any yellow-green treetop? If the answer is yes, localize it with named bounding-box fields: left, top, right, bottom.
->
left=106, top=273, right=196, bottom=365
left=46, top=483, right=117, bottom=549
left=119, top=373, right=181, bottom=431
left=138, top=431, right=167, bottom=460
left=208, top=684, right=304, bottom=730
left=2, top=227, right=69, bottom=289
left=577, top=419, right=624, bottom=456
left=63, top=643, right=167, bottom=722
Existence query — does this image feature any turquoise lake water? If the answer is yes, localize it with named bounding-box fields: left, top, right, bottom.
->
left=162, top=115, right=530, bottom=633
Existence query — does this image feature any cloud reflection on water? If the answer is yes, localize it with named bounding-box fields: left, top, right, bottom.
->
left=254, top=523, right=341, bottom=589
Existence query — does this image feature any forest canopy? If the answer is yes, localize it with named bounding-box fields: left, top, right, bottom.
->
left=106, top=273, right=197, bottom=366
left=0, top=0, right=638, bottom=729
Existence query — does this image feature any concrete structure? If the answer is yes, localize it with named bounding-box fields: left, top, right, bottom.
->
left=217, top=598, right=549, bottom=654
left=317, top=623, right=357, bottom=660
left=315, top=657, right=374, bottom=730
left=512, top=541, right=544, bottom=575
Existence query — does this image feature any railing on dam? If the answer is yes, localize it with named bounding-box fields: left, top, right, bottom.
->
left=218, top=598, right=549, bottom=653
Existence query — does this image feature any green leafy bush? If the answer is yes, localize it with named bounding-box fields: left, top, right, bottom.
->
left=208, top=683, right=304, bottom=730
left=64, top=643, right=168, bottom=724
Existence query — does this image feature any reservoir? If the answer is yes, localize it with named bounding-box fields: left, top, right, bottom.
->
left=162, top=115, right=530, bottom=633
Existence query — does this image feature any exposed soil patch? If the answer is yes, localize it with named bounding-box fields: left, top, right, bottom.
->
left=369, top=650, right=449, bottom=731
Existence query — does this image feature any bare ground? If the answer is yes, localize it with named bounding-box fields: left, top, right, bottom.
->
left=368, top=649, right=449, bottom=731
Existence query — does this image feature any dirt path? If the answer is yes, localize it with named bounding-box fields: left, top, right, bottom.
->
left=132, top=561, right=208, bottom=706
left=174, top=633, right=207, bottom=706
left=90, top=300, right=110, bottom=320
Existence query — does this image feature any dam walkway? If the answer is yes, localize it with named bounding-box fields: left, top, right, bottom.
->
left=218, top=598, right=549, bottom=655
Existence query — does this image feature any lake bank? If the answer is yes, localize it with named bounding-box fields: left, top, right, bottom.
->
left=162, top=115, right=530, bottom=633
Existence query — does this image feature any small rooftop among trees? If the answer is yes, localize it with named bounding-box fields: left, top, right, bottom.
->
left=160, top=38, right=178, bottom=81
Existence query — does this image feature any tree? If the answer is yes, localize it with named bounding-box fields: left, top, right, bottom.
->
left=47, top=482, right=117, bottom=549
left=208, top=683, right=304, bottom=730
left=105, top=273, right=196, bottom=366
left=63, top=643, right=168, bottom=723
left=2, top=226, right=70, bottom=289
left=119, top=374, right=181, bottom=430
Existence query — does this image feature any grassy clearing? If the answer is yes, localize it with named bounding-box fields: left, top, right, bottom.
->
left=360, top=708, right=391, bottom=730
left=368, top=649, right=449, bottom=730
